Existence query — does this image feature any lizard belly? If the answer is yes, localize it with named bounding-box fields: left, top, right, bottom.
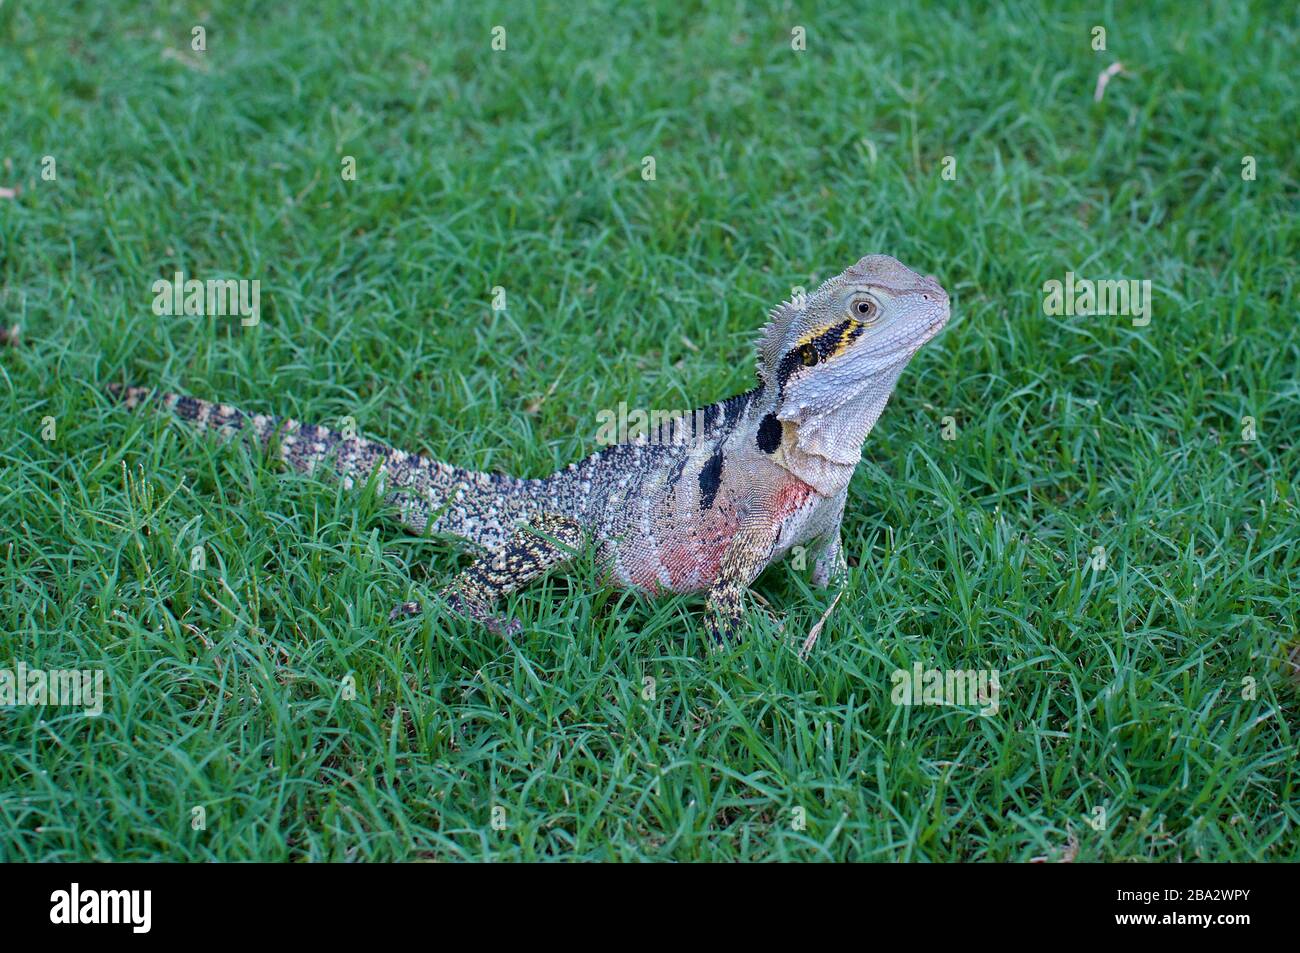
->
left=608, top=472, right=822, bottom=595
left=770, top=483, right=826, bottom=561
left=769, top=491, right=821, bottom=556
left=611, top=501, right=741, bottom=595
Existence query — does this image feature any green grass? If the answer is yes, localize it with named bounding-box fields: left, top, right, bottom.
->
left=1, top=0, right=1297, bottom=861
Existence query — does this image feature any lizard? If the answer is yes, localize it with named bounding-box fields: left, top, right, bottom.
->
left=105, top=254, right=950, bottom=643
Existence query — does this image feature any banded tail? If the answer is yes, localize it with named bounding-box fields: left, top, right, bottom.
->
left=108, top=385, right=543, bottom=549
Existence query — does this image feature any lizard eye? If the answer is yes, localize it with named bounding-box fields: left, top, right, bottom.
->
left=797, top=343, right=819, bottom=367
left=850, top=297, right=878, bottom=322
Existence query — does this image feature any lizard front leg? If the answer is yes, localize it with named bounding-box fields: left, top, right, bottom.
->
left=810, top=490, right=848, bottom=588
left=391, top=513, right=583, bottom=636
left=810, top=530, right=847, bottom=588
left=705, top=518, right=781, bottom=645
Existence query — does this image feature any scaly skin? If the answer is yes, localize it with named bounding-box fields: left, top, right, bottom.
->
left=109, top=255, right=950, bottom=643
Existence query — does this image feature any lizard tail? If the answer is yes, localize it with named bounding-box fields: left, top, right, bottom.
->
left=107, top=385, right=544, bottom=549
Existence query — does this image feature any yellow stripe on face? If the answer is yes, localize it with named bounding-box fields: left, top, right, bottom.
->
left=830, top=320, right=862, bottom=359
left=795, top=319, right=865, bottom=360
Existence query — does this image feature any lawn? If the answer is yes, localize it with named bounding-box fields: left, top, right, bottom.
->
left=0, top=0, right=1296, bottom=861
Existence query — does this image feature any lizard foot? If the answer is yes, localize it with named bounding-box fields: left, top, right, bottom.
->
left=706, top=612, right=742, bottom=648
left=390, top=596, right=522, bottom=636
left=444, top=591, right=523, bottom=637
left=485, top=615, right=523, bottom=638
left=389, top=600, right=423, bottom=621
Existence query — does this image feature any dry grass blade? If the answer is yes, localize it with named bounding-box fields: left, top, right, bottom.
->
left=1094, top=61, right=1125, bottom=102
left=799, top=591, right=841, bottom=660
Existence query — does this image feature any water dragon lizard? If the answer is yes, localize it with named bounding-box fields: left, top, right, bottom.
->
left=108, top=254, right=950, bottom=642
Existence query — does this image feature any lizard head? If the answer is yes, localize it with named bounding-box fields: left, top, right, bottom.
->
left=755, top=254, right=950, bottom=491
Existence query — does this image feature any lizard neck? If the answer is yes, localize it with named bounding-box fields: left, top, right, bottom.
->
left=759, top=368, right=903, bottom=496
left=769, top=421, right=859, bottom=496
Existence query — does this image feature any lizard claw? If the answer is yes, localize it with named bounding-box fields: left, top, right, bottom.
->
left=706, top=614, right=741, bottom=648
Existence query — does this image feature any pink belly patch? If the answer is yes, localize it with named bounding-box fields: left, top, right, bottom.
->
left=773, top=479, right=816, bottom=519
left=613, top=476, right=815, bottom=595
